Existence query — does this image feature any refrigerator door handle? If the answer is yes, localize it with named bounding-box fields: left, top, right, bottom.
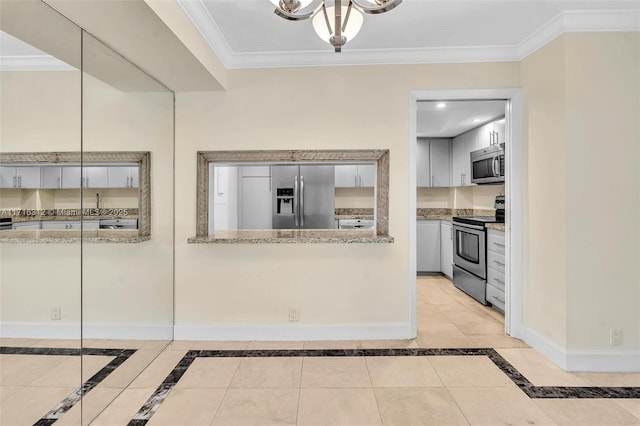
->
left=300, top=175, right=305, bottom=227
left=294, top=176, right=299, bottom=227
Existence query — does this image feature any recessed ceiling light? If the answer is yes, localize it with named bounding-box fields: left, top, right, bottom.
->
left=436, top=103, right=446, bottom=109
left=473, top=118, right=481, bottom=123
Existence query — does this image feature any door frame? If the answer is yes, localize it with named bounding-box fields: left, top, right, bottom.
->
left=408, top=88, right=525, bottom=339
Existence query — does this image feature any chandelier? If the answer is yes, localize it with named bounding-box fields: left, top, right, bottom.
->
left=270, top=0, right=402, bottom=52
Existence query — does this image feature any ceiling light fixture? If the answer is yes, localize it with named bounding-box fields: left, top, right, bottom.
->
left=270, top=0, right=402, bottom=52
left=473, top=118, right=481, bottom=123
left=436, top=103, right=446, bottom=109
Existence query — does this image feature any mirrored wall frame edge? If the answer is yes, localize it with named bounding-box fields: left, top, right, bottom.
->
left=0, top=151, right=151, bottom=239
left=195, top=149, right=389, bottom=237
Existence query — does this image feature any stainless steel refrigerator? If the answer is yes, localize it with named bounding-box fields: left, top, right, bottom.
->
left=272, top=165, right=335, bottom=229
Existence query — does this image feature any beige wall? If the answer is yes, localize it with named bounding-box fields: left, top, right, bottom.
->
left=521, top=32, right=640, bottom=354
left=563, top=32, right=640, bottom=351
left=174, top=63, right=520, bottom=334
left=521, top=36, right=569, bottom=348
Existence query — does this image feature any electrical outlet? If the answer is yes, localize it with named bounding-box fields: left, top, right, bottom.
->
left=610, top=328, right=622, bottom=346
left=51, top=306, right=61, bottom=321
left=288, top=308, right=299, bottom=322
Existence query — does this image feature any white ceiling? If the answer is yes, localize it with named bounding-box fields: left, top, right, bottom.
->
left=179, top=0, right=640, bottom=68
left=417, top=100, right=505, bottom=137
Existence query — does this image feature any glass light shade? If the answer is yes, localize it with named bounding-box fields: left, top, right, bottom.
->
left=270, top=0, right=315, bottom=9
left=312, top=6, right=364, bottom=44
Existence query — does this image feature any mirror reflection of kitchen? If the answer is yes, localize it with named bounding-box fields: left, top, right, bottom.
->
left=209, top=162, right=376, bottom=232
left=0, top=163, right=140, bottom=230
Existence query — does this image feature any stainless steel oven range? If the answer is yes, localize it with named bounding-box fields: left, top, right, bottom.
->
left=452, top=196, right=505, bottom=305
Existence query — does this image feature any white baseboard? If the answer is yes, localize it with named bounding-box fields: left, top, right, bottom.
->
left=174, top=323, right=412, bottom=342
left=522, top=326, right=640, bottom=372
left=1, top=322, right=81, bottom=340
left=0, top=322, right=173, bottom=341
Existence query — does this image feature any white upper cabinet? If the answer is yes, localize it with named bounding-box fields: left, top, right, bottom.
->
left=108, top=166, right=138, bottom=188
left=416, top=138, right=451, bottom=188
left=83, top=167, right=109, bottom=188
left=61, top=166, right=82, bottom=189
left=430, top=139, right=451, bottom=187
left=416, top=138, right=431, bottom=187
left=0, top=166, right=41, bottom=189
left=335, top=164, right=375, bottom=188
left=476, top=122, right=493, bottom=150
left=357, top=164, right=376, bottom=187
left=42, top=166, right=63, bottom=189
left=61, top=166, right=109, bottom=188
left=451, top=131, right=476, bottom=186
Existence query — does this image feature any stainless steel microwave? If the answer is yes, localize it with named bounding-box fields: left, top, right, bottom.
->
left=471, top=144, right=504, bottom=184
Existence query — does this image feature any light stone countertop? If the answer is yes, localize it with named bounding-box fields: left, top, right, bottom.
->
left=188, top=229, right=394, bottom=244
left=0, top=229, right=148, bottom=243
left=486, top=223, right=506, bottom=231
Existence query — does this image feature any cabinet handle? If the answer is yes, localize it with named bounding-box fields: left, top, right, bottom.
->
left=491, top=294, right=505, bottom=304
left=431, top=175, right=433, bottom=187
left=57, top=177, right=61, bottom=188
left=359, top=175, right=362, bottom=187
left=126, top=176, right=130, bottom=188
left=13, top=176, right=17, bottom=187
left=493, top=242, right=505, bottom=247
left=18, top=176, right=22, bottom=187
left=493, top=260, right=505, bottom=266
left=86, top=177, right=89, bottom=187
left=355, top=175, right=357, bottom=187
left=450, top=227, right=453, bottom=241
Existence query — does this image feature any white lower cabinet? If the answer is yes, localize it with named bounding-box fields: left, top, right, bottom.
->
left=486, top=228, right=506, bottom=312
left=12, top=221, right=41, bottom=229
left=417, top=220, right=441, bottom=272
left=41, top=220, right=99, bottom=230
left=440, top=221, right=453, bottom=279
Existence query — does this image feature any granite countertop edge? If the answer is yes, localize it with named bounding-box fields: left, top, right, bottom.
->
left=0, top=234, right=150, bottom=244
left=485, top=223, right=506, bottom=231
left=188, top=235, right=394, bottom=244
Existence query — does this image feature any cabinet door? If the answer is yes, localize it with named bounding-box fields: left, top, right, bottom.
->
left=429, top=139, right=450, bottom=187
left=440, top=221, right=453, bottom=278
left=451, top=137, right=464, bottom=187
left=417, top=220, right=441, bottom=272
left=241, top=166, right=271, bottom=177
left=84, top=167, right=109, bottom=188
left=416, top=138, right=430, bottom=187
left=463, top=131, right=477, bottom=186
left=357, top=164, right=376, bottom=188
left=0, top=167, right=17, bottom=188
left=334, top=165, right=358, bottom=188
left=241, top=177, right=272, bottom=229
left=108, top=167, right=131, bottom=188
left=476, top=122, right=493, bottom=150
left=61, top=166, right=82, bottom=188
left=42, top=167, right=62, bottom=189
left=16, top=167, right=41, bottom=188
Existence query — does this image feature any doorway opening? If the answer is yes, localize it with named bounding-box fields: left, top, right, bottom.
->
left=408, top=89, right=524, bottom=342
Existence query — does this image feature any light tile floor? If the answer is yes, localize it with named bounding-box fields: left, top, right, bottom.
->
left=0, top=275, right=638, bottom=425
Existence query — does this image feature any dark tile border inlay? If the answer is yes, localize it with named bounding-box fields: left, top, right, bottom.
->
left=128, top=347, right=640, bottom=425
left=0, top=346, right=136, bottom=425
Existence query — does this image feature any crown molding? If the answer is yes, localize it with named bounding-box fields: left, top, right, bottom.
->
left=0, top=55, right=76, bottom=72
left=177, top=2, right=640, bottom=69
left=516, top=9, right=640, bottom=59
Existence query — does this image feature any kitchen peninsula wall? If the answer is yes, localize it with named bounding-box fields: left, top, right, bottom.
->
left=334, top=187, right=375, bottom=209
left=0, top=188, right=138, bottom=210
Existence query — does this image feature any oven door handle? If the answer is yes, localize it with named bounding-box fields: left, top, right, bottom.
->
left=453, top=222, right=485, bottom=231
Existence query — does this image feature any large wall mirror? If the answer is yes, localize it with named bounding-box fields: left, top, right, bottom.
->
left=0, top=1, right=84, bottom=424
left=0, top=2, right=175, bottom=424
